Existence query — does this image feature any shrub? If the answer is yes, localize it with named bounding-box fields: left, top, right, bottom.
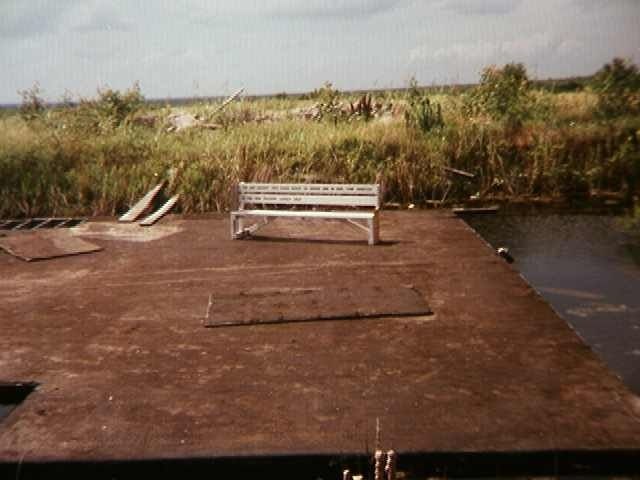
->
left=18, top=83, right=46, bottom=122
left=309, top=81, right=340, bottom=103
left=467, top=62, right=534, bottom=128
left=309, top=82, right=343, bottom=121
left=591, top=57, right=640, bottom=118
left=94, top=82, right=145, bottom=126
left=57, top=83, right=145, bottom=134
left=404, top=78, right=444, bottom=133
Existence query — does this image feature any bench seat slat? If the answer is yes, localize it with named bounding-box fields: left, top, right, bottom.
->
left=232, top=209, right=375, bottom=220
left=239, top=183, right=379, bottom=196
left=239, top=193, right=378, bottom=207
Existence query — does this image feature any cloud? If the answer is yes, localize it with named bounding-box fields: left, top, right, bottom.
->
left=411, top=32, right=554, bottom=64
left=1, top=1, right=132, bottom=38
left=185, top=0, right=410, bottom=23
left=73, top=41, right=127, bottom=61
left=570, top=0, right=638, bottom=12
left=0, top=0, right=74, bottom=38
left=437, top=0, right=523, bottom=16
left=2, top=0, right=639, bottom=104
left=72, top=5, right=133, bottom=33
left=500, top=32, right=553, bottom=57
left=267, top=0, right=410, bottom=19
left=557, top=38, right=584, bottom=56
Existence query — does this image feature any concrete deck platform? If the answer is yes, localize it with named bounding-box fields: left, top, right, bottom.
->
left=1, top=211, right=640, bottom=476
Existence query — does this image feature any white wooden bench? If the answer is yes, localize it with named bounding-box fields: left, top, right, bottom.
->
left=230, top=182, right=381, bottom=245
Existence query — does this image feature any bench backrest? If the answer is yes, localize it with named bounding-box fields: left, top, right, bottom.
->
left=237, top=183, right=380, bottom=209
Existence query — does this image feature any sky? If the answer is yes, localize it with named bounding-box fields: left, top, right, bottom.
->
left=1, top=0, right=639, bottom=104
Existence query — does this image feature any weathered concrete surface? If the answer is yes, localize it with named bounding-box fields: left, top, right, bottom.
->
left=1, top=211, right=640, bottom=463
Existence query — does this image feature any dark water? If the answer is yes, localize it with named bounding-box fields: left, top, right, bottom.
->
left=0, top=383, right=37, bottom=424
left=463, top=213, right=640, bottom=395
left=0, top=405, right=13, bottom=421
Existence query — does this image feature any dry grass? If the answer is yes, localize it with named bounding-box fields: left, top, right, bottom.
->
left=1, top=88, right=638, bottom=218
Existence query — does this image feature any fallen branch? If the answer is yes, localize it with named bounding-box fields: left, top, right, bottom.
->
left=212, top=88, right=245, bottom=115
left=443, top=166, right=476, bottom=179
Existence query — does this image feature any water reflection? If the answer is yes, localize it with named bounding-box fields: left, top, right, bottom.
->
left=463, top=213, right=640, bottom=394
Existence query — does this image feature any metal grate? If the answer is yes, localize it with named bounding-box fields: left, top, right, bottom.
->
left=0, top=218, right=86, bottom=231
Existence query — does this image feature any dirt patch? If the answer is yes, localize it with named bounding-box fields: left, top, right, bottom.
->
left=71, top=221, right=182, bottom=242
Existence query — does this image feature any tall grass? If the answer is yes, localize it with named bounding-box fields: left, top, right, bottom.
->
left=1, top=82, right=639, bottom=218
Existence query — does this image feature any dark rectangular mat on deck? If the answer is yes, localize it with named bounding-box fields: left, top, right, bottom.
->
left=0, top=230, right=102, bottom=261
left=204, top=285, right=431, bottom=327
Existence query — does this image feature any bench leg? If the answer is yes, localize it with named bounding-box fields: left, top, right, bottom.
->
left=230, top=214, right=243, bottom=239
left=230, top=214, right=237, bottom=239
left=368, top=213, right=380, bottom=246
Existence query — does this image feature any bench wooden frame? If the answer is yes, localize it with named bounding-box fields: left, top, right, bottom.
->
left=230, top=182, right=381, bottom=245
